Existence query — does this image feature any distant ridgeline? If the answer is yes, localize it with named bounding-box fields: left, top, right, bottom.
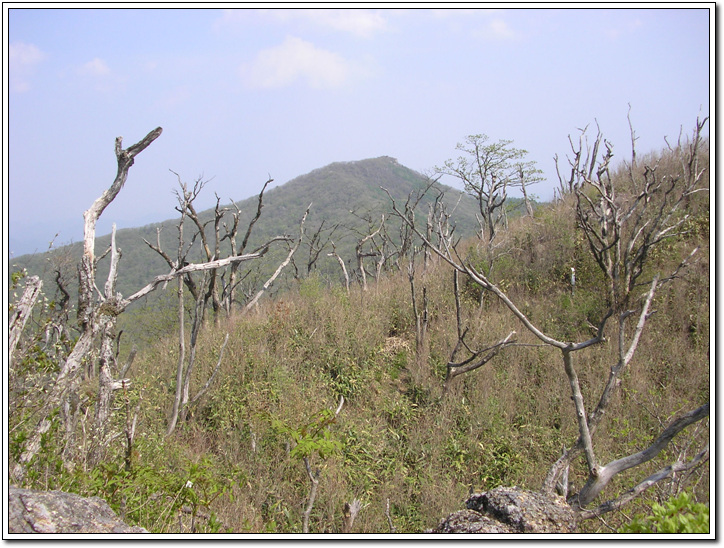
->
left=9, top=156, right=534, bottom=309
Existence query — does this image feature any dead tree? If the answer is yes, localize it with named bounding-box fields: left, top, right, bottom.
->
left=12, top=127, right=163, bottom=481
left=144, top=175, right=234, bottom=436
left=293, top=219, right=340, bottom=278
left=219, top=177, right=273, bottom=313
left=341, top=499, right=362, bottom=533
left=9, top=275, right=43, bottom=367
left=407, top=253, right=429, bottom=360
left=146, top=175, right=307, bottom=435
left=442, top=270, right=516, bottom=394
left=9, top=126, right=308, bottom=479
left=327, top=241, right=350, bottom=293
left=542, top=115, right=710, bottom=510
left=242, top=204, right=310, bottom=313
left=386, top=117, right=709, bottom=516
left=354, top=215, right=385, bottom=291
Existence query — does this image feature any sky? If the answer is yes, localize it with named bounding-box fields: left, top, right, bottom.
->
left=5, top=6, right=712, bottom=257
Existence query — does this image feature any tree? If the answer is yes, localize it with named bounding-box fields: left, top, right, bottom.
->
left=292, top=218, right=340, bottom=279
left=270, top=396, right=345, bottom=533
left=387, top=117, right=709, bottom=519
left=436, top=134, right=542, bottom=248
left=145, top=172, right=309, bottom=435
left=442, top=270, right=516, bottom=395
left=353, top=214, right=386, bottom=292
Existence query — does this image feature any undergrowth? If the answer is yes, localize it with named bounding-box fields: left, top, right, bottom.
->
left=9, top=189, right=709, bottom=534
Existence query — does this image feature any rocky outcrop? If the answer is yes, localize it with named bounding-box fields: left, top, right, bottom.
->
left=427, top=486, right=577, bottom=534
left=8, top=485, right=149, bottom=534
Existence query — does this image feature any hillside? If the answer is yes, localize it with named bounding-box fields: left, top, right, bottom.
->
left=10, top=156, right=489, bottom=306
left=10, top=193, right=709, bottom=533
left=8, top=120, right=711, bottom=535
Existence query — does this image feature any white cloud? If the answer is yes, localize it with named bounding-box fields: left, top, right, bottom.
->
left=604, top=18, right=643, bottom=40
left=241, top=36, right=353, bottom=90
left=78, top=57, right=111, bottom=77
left=479, top=18, right=516, bottom=40
left=217, top=8, right=388, bottom=38
left=9, top=42, right=46, bottom=92
left=74, top=57, right=123, bottom=92
left=292, top=9, right=388, bottom=38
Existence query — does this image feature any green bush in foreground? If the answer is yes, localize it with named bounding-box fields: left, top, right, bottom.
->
left=619, top=491, right=709, bottom=534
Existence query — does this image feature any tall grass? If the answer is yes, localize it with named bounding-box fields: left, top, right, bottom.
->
left=10, top=146, right=709, bottom=533
left=106, top=187, right=708, bottom=533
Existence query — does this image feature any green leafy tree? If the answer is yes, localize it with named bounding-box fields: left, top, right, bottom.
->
left=436, top=134, right=542, bottom=247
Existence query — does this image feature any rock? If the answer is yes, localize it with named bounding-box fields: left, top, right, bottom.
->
left=8, top=485, right=149, bottom=534
left=427, top=486, right=577, bottom=534
left=429, top=509, right=516, bottom=533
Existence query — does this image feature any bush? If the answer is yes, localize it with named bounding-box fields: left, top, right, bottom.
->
left=618, top=491, right=709, bottom=534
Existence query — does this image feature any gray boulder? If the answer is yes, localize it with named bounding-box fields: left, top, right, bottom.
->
left=8, top=485, right=149, bottom=534
left=427, top=486, right=577, bottom=534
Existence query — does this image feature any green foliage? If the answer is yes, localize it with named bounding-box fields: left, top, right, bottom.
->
left=18, top=432, right=240, bottom=534
left=271, top=407, right=343, bottom=460
left=11, top=268, right=27, bottom=287
left=76, top=455, right=238, bottom=533
left=619, top=491, right=709, bottom=534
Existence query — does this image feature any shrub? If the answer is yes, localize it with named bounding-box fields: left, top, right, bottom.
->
left=618, top=491, right=709, bottom=534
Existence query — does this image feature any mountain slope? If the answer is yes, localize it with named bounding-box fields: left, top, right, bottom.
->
left=10, top=156, right=482, bottom=301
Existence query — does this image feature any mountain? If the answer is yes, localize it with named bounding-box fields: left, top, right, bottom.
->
left=10, top=157, right=486, bottom=300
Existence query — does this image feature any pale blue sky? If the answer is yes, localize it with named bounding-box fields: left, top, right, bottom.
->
left=6, top=6, right=711, bottom=256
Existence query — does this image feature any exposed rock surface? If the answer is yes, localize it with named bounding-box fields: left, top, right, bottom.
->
left=8, top=485, right=149, bottom=534
left=427, top=486, right=577, bottom=534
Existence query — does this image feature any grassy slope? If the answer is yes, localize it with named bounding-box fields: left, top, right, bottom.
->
left=9, top=152, right=709, bottom=534
left=104, top=192, right=709, bottom=533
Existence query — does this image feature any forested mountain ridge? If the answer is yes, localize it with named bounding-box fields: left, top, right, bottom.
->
left=10, top=156, right=491, bottom=304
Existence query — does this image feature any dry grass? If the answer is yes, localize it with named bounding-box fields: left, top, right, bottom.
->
left=120, top=189, right=708, bottom=532
left=10, top=143, right=709, bottom=534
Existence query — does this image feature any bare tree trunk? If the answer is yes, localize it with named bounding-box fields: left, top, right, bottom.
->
left=189, top=333, right=229, bottom=405
left=575, top=403, right=709, bottom=508
left=167, top=275, right=186, bottom=436
left=520, top=174, right=534, bottom=217
left=302, top=457, right=319, bottom=534
left=440, top=269, right=516, bottom=394
left=383, top=117, right=709, bottom=512
left=355, top=216, right=384, bottom=292
left=341, top=499, right=362, bottom=533
left=408, top=259, right=428, bottom=360
left=328, top=241, right=350, bottom=293
left=385, top=498, right=397, bottom=533
left=93, top=224, right=125, bottom=456
left=9, top=276, right=42, bottom=367
left=576, top=444, right=710, bottom=519
left=223, top=178, right=272, bottom=312
left=243, top=204, right=310, bottom=312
